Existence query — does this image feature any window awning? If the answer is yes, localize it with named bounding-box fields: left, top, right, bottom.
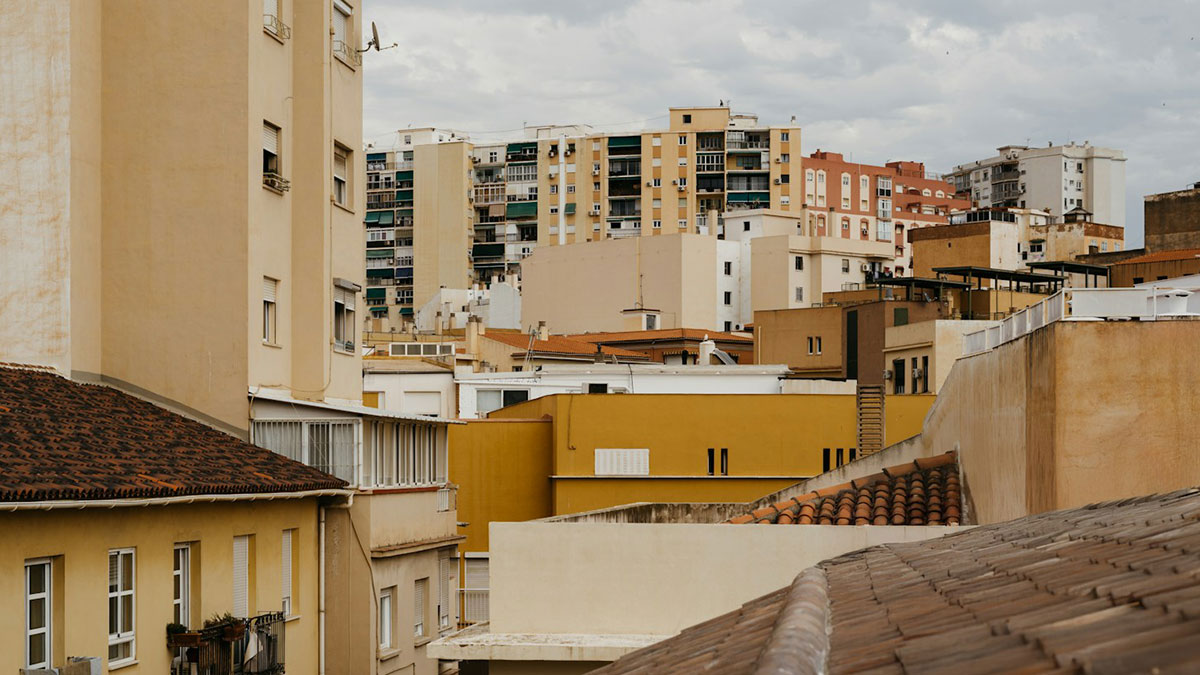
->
left=506, top=202, right=538, bottom=218
left=564, top=203, right=577, bottom=215
left=506, top=142, right=537, bottom=153
left=608, top=136, right=641, bottom=148
left=728, top=192, right=770, bottom=203
left=369, top=305, right=389, bottom=314
left=365, top=287, right=386, bottom=299
left=395, top=170, right=413, bottom=181
left=395, top=190, right=413, bottom=201
left=366, top=249, right=393, bottom=258
left=364, top=211, right=381, bottom=223
left=367, top=152, right=387, bottom=161
left=366, top=268, right=394, bottom=278
left=377, top=211, right=395, bottom=225
left=473, top=243, right=505, bottom=258
left=399, top=307, right=414, bottom=315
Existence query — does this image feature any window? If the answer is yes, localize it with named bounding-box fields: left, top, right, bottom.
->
left=476, top=389, right=529, bottom=415
left=682, top=114, right=692, bottom=123
left=892, top=359, right=905, bottom=394
left=823, top=448, right=831, bottom=472
left=652, top=178, right=661, bottom=188
left=438, top=551, right=454, bottom=629
left=333, top=145, right=349, bottom=206
left=921, top=355, right=929, bottom=393
left=594, top=448, right=650, bottom=475
left=707, top=448, right=715, bottom=476
left=108, top=549, right=136, bottom=665
left=263, top=277, right=278, bottom=344
left=841, top=259, right=850, bottom=273
left=549, top=184, right=558, bottom=195
left=26, top=560, right=51, bottom=669
left=678, top=136, right=688, bottom=147
left=173, top=545, right=191, bottom=627
left=724, top=321, right=732, bottom=331
left=678, top=157, right=687, bottom=166
left=780, top=154, right=790, bottom=163
left=808, top=336, right=822, bottom=355
left=817, top=171, right=825, bottom=185
left=795, top=287, right=803, bottom=303
left=334, top=286, right=356, bottom=352
left=724, top=291, right=732, bottom=305
left=652, top=219, right=662, bottom=229
left=263, top=121, right=282, bottom=186
left=677, top=177, right=687, bottom=187
left=233, top=535, right=252, bottom=618
left=781, top=132, right=790, bottom=142
left=645, top=314, right=658, bottom=330
left=724, top=261, right=733, bottom=275
left=720, top=448, right=729, bottom=476
left=842, top=174, right=851, bottom=187
left=587, top=383, right=608, bottom=394
left=332, top=0, right=353, bottom=62
left=743, top=221, right=751, bottom=232
left=281, top=530, right=295, bottom=616
left=652, top=135, right=662, bottom=146
left=894, top=307, right=909, bottom=326
left=651, top=157, right=662, bottom=167
left=807, top=337, right=814, bottom=355
left=379, top=587, right=393, bottom=649
left=794, top=256, right=804, bottom=271
left=567, top=184, right=575, bottom=193
left=414, top=578, right=428, bottom=637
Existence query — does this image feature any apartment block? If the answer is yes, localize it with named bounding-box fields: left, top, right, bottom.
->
left=946, top=142, right=1126, bottom=227
left=1144, top=182, right=1200, bottom=252
left=799, top=151, right=970, bottom=277
left=363, top=107, right=802, bottom=331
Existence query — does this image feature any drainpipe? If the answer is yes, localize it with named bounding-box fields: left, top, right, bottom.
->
left=319, top=504, right=326, bottom=675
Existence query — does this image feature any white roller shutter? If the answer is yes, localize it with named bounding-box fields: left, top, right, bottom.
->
left=464, top=558, right=488, bottom=590
left=414, top=579, right=427, bottom=636
left=334, top=152, right=347, bottom=181
left=332, top=1, right=350, bottom=44
left=335, top=287, right=356, bottom=311
left=263, top=277, right=277, bottom=303
left=281, top=530, right=292, bottom=614
left=262, top=124, right=279, bottom=155
left=264, top=0, right=278, bottom=19
left=233, top=536, right=249, bottom=617
left=438, top=551, right=452, bottom=628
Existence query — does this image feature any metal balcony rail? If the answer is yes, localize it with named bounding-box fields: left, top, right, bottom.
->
left=437, top=486, right=455, bottom=512
left=962, top=286, right=1200, bottom=357
left=263, top=173, right=290, bottom=192
left=460, top=589, right=490, bottom=626
left=332, top=40, right=362, bottom=66
left=263, top=14, right=292, bottom=39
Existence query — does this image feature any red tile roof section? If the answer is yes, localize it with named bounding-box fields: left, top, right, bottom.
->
left=727, top=452, right=961, bottom=526
left=1113, top=248, right=1200, bottom=265
left=597, top=488, right=1200, bottom=674
left=0, top=366, right=347, bottom=501
left=567, top=328, right=754, bottom=344
left=483, top=332, right=649, bottom=359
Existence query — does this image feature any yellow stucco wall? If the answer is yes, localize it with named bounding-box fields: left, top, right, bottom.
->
left=457, top=394, right=934, bottom=525
left=0, top=499, right=319, bottom=674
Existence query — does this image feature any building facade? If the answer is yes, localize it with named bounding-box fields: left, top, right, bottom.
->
left=1143, top=183, right=1200, bottom=252
left=799, top=151, right=969, bottom=277
left=946, top=142, right=1126, bottom=227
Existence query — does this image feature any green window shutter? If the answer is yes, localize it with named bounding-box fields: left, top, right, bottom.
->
left=894, top=308, right=909, bottom=326
left=395, top=170, right=414, bottom=181
left=366, top=249, right=393, bottom=258
left=506, top=202, right=538, bottom=218
left=564, top=203, right=576, bottom=215
left=365, top=288, right=386, bottom=299
left=364, top=211, right=381, bottom=223
left=607, top=136, right=641, bottom=148
left=377, top=211, right=394, bottom=225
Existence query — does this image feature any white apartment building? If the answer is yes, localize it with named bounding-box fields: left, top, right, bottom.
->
left=946, top=142, right=1126, bottom=227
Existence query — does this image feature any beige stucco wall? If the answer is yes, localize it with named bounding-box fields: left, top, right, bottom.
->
left=0, top=499, right=320, bottom=674
left=883, top=320, right=998, bottom=394
left=414, top=141, right=472, bottom=310
left=489, top=522, right=959, bottom=635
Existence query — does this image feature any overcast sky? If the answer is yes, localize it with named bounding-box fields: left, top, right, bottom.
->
left=363, top=0, right=1200, bottom=246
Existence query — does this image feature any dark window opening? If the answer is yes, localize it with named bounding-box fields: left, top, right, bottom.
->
left=682, top=114, right=692, bottom=123
left=823, top=448, right=831, bottom=472
left=849, top=448, right=857, bottom=462
left=836, top=448, right=844, bottom=467
left=894, top=307, right=909, bottom=326
left=707, top=448, right=715, bottom=476
left=892, top=358, right=905, bottom=394
left=720, top=448, right=729, bottom=476
left=502, top=389, right=529, bottom=407
left=587, top=383, right=607, bottom=394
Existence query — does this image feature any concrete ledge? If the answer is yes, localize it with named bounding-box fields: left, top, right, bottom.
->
left=427, top=623, right=669, bottom=662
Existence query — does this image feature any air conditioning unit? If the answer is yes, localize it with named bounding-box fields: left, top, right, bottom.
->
left=861, top=263, right=870, bottom=272
left=471, top=156, right=481, bottom=164
left=677, top=185, right=686, bottom=192
left=588, top=209, right=600, bottom=216
left=775, top=157, right=782, bottom=163
left=564, top=148, right=573, bottom=156
left=592, top=169, right=600, bottom=176
left=548, top=148, right=558, bottom=156
left=883, top=370, right=894, bottom=380
left=912, top=367, right=924, bottom=379
left=646, top=181, right=654, bottom=187
left=672, top=179, right=679, bottom=185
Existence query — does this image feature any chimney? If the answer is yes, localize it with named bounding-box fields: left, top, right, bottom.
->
left=466, top=316, right=484, bottom=357
left=536, top=320, right=549, bottom=341
left=699, top=334, right=716, bottom=365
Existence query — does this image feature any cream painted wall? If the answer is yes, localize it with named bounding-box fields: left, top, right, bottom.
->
left=414, top=142, right=472, bottom=310
left=0, top=500, right=320, bottom=674
left=489, top=522, right=958, bottom=635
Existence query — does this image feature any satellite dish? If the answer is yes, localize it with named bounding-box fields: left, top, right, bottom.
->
left=371, top=22, right=380, bottom=51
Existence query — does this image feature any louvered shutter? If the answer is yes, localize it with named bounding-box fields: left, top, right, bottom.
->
left=262, top=124, right=278, bottom=155
left=281, top=530, right=293, bottom=614
left=263, top=277, right=277, bottom=303
left=233, top=536, right=249, bottom=617
left=334, top=152, right=347, bottom=181
left=464, top=558, right=488, bottom=589
left=335, top=287, right=356, bottom=311
left=438, top=552, right=452, bottom=627
left=332, top=2, right=349, bottom=44
left=414, top=579, right=426, bottom=636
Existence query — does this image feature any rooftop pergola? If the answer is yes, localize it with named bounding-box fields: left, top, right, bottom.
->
left=932, top=266, right=1067, bottom=320
left=872, top=276, right=970, bottom=302
left=1026, top=260, right=1110, bottom=288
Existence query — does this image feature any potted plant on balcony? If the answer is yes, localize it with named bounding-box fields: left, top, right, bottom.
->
left=166, top=622, right=203, bottom=648
left=205, top=612, right=247, bottom=641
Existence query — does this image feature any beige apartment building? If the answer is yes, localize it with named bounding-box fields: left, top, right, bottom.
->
left=363, top=106, right=802, bottom=330
left=2, top=2, right=459, bottom=673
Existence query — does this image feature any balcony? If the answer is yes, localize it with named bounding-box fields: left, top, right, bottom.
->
left=262, top=173, right=290, bottom=192
left=473, top=183, right=504, bottom=205
left=608, top=159, right=641, bottom=178
left=332, top=39, right=362, bottom=66
left=169, top=611, right=285, bottom=675
left=459, top=589, right=490, bottom=627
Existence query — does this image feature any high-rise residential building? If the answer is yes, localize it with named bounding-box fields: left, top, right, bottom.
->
left=2, top=3, right=460, bottom=673
left=946, top=142, right=1126, bottom=227
left=799, top=151, right=970, bottom=277
left=363, top=107, right=803, bottom=330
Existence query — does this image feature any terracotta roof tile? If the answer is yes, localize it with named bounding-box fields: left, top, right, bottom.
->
left=482, top=332, right=649, bottom=359
left=598, top=489, right=1200, bottom=674
left=567, top=328, right=754, bottom=344
left=727, top=452, right=963, bottom=527
left=1112, top=248, right=1200, bottom=265
left=0, top=366, right=347, bottom=501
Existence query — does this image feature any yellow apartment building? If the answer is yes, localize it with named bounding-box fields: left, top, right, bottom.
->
left=363, top=106, right=803, bottom=330
left=2, top=3, right=462, bottom=673
left=0, top=366, right=349, bottom=674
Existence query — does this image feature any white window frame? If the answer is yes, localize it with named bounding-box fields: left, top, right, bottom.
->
left=414, top=578, right=428, bottom=638
left=334, top=286, right=356, bottom=352
left=379, top=587, right=393, bottom=650
left=333, top=146, right=349, bottom=206
left=108, top=548, right=136, bottom=667
left=281, top=530, right=294, bottom=616
left=263, top=277, right=278, bottom=344
left=438, top=550, right=453, bottom=630
left=173, top=544, right=191, bottom=627
left=26, top=559, right=52, bottom=670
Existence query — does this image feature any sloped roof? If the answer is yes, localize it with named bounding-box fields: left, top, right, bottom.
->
left=568, top=328, right=754, bottom=345
left=483, top=332, right=649, bottom=359
left=0, top=366, right=347, bottom=502
left=1113, top=248, right=1200, bottom=265
left=595, top=488, right=1200, bottom=674
left=728, top=452, right=962, bottom=526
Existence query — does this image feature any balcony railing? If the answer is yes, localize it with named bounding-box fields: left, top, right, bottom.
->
left=170, top=612, right=285, bottom=675
left=263, top=14, right=292, bottom=39
left=437, top=486, right=456, bottom=512
left=263, top=173, right=290, bottom=192
left=726, top=139, right=769, bottom=150
left=332, top=39, right=361, bottom=66
left=459, top=589, right=490, bottom=626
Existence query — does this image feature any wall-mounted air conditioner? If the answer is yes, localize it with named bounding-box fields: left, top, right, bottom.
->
left=883, top=370, right=894, bottom=380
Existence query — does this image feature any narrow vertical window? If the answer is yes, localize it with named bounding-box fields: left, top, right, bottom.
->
left=836, top=448, right=844, bottom=467
left=262, top=122, right=285, bottom=191
left=173, top=545, right=190, bottom=627
left=438, top=550, right=453, bottom=630
left=333, top=146, right=349, bottom=206
left=263, top=277, right=278, bottom=344
left=379, top=587, right=393, bottom=650
left=233, top=535, right=250, bottom=618
left=707, top=448, right=715, bottom=476
left=720, top=448, right=729, bottom=476
left=281, top=530, right=294, bottom=616
left=822, top=448, right=831, bottom=473
left=26, top=560, right=51, bottom=669
left=108, top=549, right=136, bottom=665
left=333, top=286, right=356, bottom=352
left=414, top=578, right=428, bottom=637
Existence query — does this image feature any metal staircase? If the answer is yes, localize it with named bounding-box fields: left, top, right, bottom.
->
left=856, top=384, right=885, bottom=458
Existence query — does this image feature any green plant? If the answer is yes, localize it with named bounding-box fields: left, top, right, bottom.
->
left=166, top=622, right=189, bottom=635
left=204, top=612, right=239, bottom=628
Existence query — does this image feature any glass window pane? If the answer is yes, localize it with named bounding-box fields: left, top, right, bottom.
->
left=27, top=564, right=46, bottom=594
left=109, top=596, right=118, bottom=634
left=120, top=553, right=133, bottom=590
left=28, top=597, right=46, bottom=630
left=29, top=634, right=46, bottom=666
left=121, top=594, right=134, bottom=632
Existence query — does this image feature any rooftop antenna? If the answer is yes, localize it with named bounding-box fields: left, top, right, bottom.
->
left=361, top=21, right=397, bottom=52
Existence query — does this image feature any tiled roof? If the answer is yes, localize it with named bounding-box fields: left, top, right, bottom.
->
left=483, top=332, right=649, bottom=359
left=0, top=366, right=347, bottom=502
left=568, top=328, right=754, bottom=344
left=1113, top=248, right=1200, bottom=265
left=728, top=452, right=962, bottom=526
left=596, top=488, right=1200, bottom=674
